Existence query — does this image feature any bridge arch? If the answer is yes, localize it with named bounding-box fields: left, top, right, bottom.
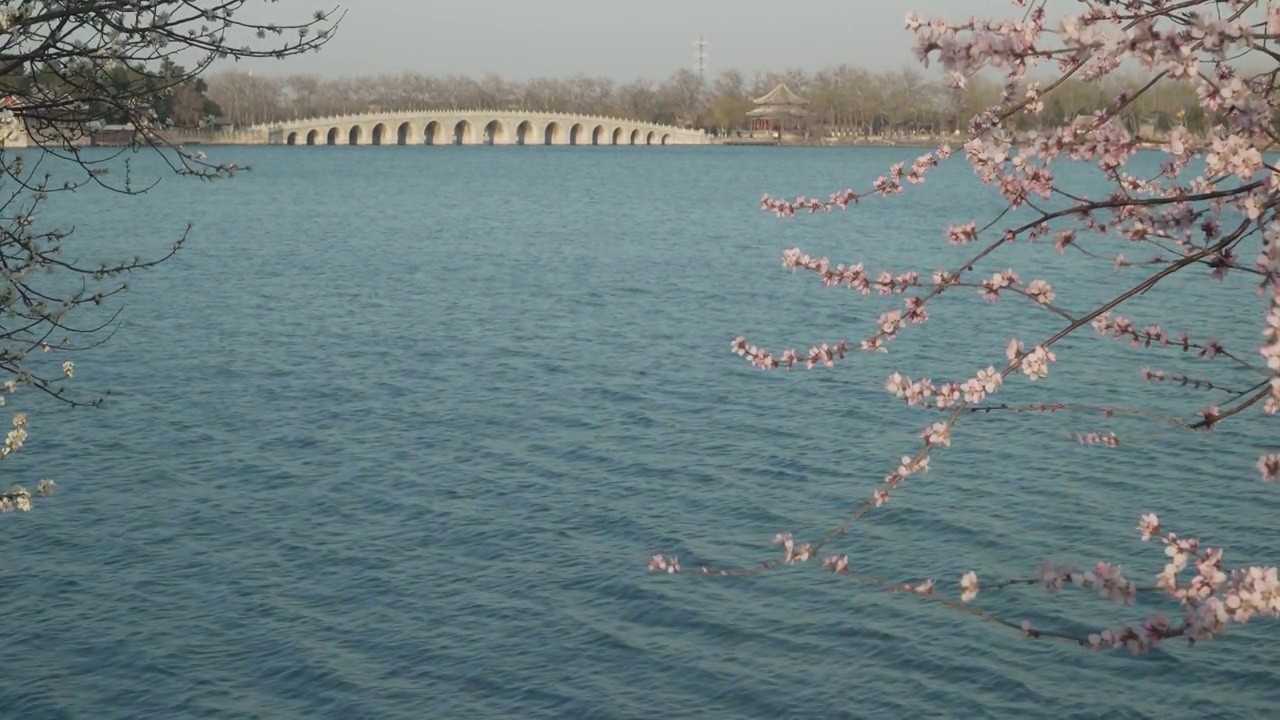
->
left=272, top=114, right=706, bottom=148
left=483, top=119, right=505, bottom=145
left=453, top=120, right=472, bottom=145
left=516, top=120, right=534, bottom=145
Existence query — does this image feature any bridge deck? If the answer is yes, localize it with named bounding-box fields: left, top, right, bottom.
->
left=261, top=110, right=710, bottom=146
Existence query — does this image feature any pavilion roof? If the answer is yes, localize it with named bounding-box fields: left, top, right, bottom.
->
left=745, top=105, right=810, bottom=118
left=752, top=81, right=807, bottom=107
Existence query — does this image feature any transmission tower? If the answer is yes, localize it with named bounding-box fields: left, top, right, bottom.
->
left=693, top=36, right=708, bottom=82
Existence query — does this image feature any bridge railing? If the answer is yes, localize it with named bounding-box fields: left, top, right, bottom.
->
left=251, top=109, right=705, bottom=135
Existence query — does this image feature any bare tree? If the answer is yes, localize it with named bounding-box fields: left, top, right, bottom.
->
left=201, top=62, right=1235, bottom=140
left=659, top=68, right=704, bottom=127
left=704, top=69, right=752, bottom=134
left=0, top=1, right=342, bottom=512
left=614, top=78, right=660, bottom=121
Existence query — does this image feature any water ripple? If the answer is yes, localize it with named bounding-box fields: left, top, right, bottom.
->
left=0, top=146, right=1275, bottom=719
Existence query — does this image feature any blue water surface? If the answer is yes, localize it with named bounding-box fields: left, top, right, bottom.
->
left=1, top=144, right=1277, bottom=719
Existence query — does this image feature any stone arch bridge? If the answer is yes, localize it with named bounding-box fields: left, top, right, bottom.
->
left=262, top=110, right=708, bottom=147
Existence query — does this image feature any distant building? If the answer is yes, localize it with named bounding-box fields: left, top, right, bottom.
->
left=89, top=124, right=138, bottom=146
left=746, top=81, right=810, bottom=138
left=201, top=116, right=235, bottom=131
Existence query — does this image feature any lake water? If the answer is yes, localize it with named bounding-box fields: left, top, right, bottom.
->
left=1, top=144, right=1276, bottom=719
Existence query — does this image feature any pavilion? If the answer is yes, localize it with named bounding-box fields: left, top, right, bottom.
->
left=746, top=81, right=810, bottom=138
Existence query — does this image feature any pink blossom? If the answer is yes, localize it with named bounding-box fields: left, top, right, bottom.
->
left=933, top=382, right=963, bottom=408
left=1072, top=431, right=1119, bottom=447
left=948, top=222, right=978, bottom=245
left=980, top=269, right=1020, bottom=301
left=921, top=422, right=952, bottom=447
left=1006, top=338, right=1022, bottom=362
left=773, top=532, right=814, bottom=564
left=648, top=554, right=680, bottom=573
left=1038, top=561, right=1069, bottom=591
left=1019, top=345, right=1056, bottom=380
left=822, top=554, right=850, bottom=573
left=1138, top=513, right=1161, bottom=542
left=1025, top=279, right=1055, bottom=305
left=976, top=366, right=1002, bottom=393
left=728, top=0, right=1280, bottom=657
left=1082, top=561, right=1136, bottom=605
left=1258, top=454, right=1280, bottom=482
left=885, top=372, right=910, bottom=398
left=903, top=578, right=936, bottom=594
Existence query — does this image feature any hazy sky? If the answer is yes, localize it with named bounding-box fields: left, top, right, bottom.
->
left=233, top=0, right=1018, bottom=80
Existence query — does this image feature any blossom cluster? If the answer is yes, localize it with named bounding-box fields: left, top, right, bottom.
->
left=647, top=554, right=680, bottom=573
left=729, top=336, right=849, bottom=370
left=762, top=148, right=952, bottom=216
left=0, top=359, right=73, bottom=514
left=781, top=248, right=922, bottom=297
left=0, top=479, right=56, bottom=513
left=955, top=515, right=1279, bottom=654
left=1093, top=313, right=1225, bottom=358
left=886, top=368, right=1001, bottom=408
left=773, top=532, right=815, bottom=564
left=1141, top=516, right=1278, bottom=648
left=733, top=247, right=1063, bottom=365
left=1072, top=431, right=1119, bottom=447
left=1263, top=240, right=1279, bottom=414
left=655, top=0, right=1280, bottom=655
left=2, top=412, right=28, bottom=459
left=0, top=405, right=59, bottom=513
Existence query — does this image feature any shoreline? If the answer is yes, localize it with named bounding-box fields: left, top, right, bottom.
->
left=715, top=137, right=953, bottom=149
left=13, top=135, right=1210, bottom=153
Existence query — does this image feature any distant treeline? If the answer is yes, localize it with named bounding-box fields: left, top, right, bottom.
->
left=205, top=66, right=1224, bottom=137
left=1, top=58, right=222, bottom=129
